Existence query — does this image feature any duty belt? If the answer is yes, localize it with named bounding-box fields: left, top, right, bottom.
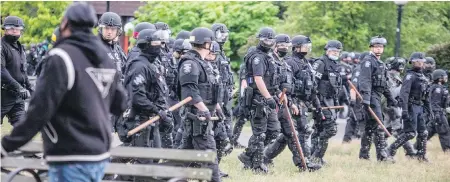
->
left=409, top=99, right=423, bottom=105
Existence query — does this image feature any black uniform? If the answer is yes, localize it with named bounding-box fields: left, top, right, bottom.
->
left=310, top=55, right=342, bottom=163
left=124, top=52, right=173, bottom=161
left=263, top=52, right=315, bottom=169
left=343, top=62, right=366, bottom=142
left=239, top=46, right=280, bottom=171
left=427, top=83, right=450, bottom=151
left=159, top=50, right=178, bottom=149
left=285, top=54, right=319, bottom=162
left=359, top=53, right=396, bottom=161
left=388, top=68, right=430, bottom=160
left=216, top=51, right=234, bottom=140
left=1, top=36, right=32, bottom=126
left=231, top=63, right=248, bottom=146
left=178, top=50, right=221, bottom=182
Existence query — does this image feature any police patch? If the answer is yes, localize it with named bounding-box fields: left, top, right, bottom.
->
left=312, top=63, right=319, bottom=70
left=365, top=61, right=371, bottom=68
left=406, top=74, right=412, bottom=80
left=183, top=63, right=192, bottom=74
left=133, top=74, right=145, bottom=85
left=253, top=57, right=260, bottom=65
left=355, top=71, right=360, bottom=77
left=436, top=88, right=441, bottom=93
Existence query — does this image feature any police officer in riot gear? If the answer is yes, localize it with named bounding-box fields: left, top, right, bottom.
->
left=382, top=57, right=417, bottom=157
left=206, top=41, right=232, bottom=178
left=231, top=47, right=256, bottom=148
left=211, top=23, right=235, bottom=143
left=153, top=22, right=177, bottom=149
left=127, top=22, right=156, bottom=62
left=423, top=57, right=436, bottom=81
left=178, top=27, right=221, bottom=182
left=239, top=27, right=281, bottom=173
left=263, top=34, right=322, bottom=171
left=343, top=52, right=367, bottom=143
left=387, top=52, right=430, bottom=162
left=123, top=28, right=174, bottom=166
left=1, top=16, right=33, bottom=126
left=309, top=40, right=344, bottom=165
left=359, top=36, right=397, bottom=162
left=98, top=12, right=127, bottom=76
left=284, top=35, right=322, bottom=167
left=427, top=69, right=450, bottom=152
left=172, top=38, right=193, bottom=148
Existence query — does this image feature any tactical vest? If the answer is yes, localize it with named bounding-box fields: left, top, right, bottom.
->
left=160, top=55, right=178, bottom=88
left=430, top=84, right=448, bottom=110
left=217, top=52, right=234, bottom=87
left=316, top=58, right=342, bottom=97
left=371, top=60, right=389, bottom=90
left=275, top=58, right=293, bottom=94
left=178, top=53, right=221, bottom=107
left=409, top=71, right=429, bottom=104
left=292, top=57, right=314, bottom=99
left=245, top=49, right=279, bottom=95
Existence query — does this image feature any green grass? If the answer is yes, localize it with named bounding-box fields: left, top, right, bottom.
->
left=220, top=139, right=450, bottom=182
left=2, top=119, right=449, bottom=182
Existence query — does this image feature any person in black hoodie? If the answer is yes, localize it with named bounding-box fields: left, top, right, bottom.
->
left=1, top=3, right=127, bottom=182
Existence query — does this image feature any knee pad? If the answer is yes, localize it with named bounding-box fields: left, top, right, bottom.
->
left=256, top=133, right=266, bottom=142
left=418, top=131, right=428, bottom=138
left=405, top=132, right=417, bottom=140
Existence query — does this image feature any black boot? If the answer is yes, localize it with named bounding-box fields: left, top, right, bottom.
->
left=359, top=131, right=373, bottom=160
left=416, top=132, right=429, bottom=162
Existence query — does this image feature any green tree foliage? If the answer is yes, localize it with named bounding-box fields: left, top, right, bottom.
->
left=427, top=42, right=450, bottom=71
left=134, top=1, right=280, bottom=65
left=277, top=1, right=450, bottom=60
left=1, top=1, right=71, bottom=47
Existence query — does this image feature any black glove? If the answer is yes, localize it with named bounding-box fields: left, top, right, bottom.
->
left=363, top=103, right=370, bottom=111
left=402, top=110, right=409, bottom=121
left=158, top=110, right=170, bottom=122
left=387, top=99, right=398, bottom=107
left=17, top=86, right=30, bottom=100
left=198, top=110, right=212, bottom=122
left=349, top=100, right=356, bottom=107
left=266, top=97, right=277, bottom=110
left=217, top=109, right=226, bottom=121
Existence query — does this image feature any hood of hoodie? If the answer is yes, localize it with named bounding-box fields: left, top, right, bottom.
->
left=54, top=30, right=108, bottom=66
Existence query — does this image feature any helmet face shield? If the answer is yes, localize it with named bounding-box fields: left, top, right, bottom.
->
left=260, top=37, right=276, bottom=48
left=215, top=30, right=229, bottom=42
left=301, top=43, right=312, bottom=52
left=4, top=25, right=24, bottom=30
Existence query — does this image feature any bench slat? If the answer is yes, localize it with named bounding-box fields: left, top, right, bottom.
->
left=1, top=158, right=212, bottom=180
left=19, top=142, right=216, bottom=163
left=2, top=173, right=37, bottom=182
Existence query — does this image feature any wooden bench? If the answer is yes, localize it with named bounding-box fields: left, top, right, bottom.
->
left=1, top=141, right=216, bottom=182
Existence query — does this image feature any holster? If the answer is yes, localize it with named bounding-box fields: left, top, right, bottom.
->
left=186, top=112, right=213, bottom=137
left=244, top=87, right=254, bottom=108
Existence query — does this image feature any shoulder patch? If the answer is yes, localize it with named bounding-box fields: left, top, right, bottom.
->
left=365, top=61, right=371, bottom=68
left=406, top=74, right=412, bottom=80
left=183, top=63, right=192, bottom=74
left=253, top=57, right=260, bottom=65
left=133, top=74, right=145, bottom=86
left=312, top=62, right=319, bottom=70
left=435, top=88, right=441, bottom=94
left=355, top=71, right=360, bottom=77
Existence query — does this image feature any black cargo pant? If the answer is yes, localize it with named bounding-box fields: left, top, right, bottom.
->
left=241, top=97, right=269, bottom=169
left=427, top=110, right=450, bottom=152
left=359, top=93, right=390, bottom=160
left=264, top=103, right=308, bottom=167
left=180, top=113, right=221, bottom=182
left=311, top=97, right=337, bottom=160
left=343, top=99, right=366, bottom=142
left=388, top=104, right=428, bottom=158
left=231, top=99, right=248, bottom=145
left=1, top=91, right=25, bottom=126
